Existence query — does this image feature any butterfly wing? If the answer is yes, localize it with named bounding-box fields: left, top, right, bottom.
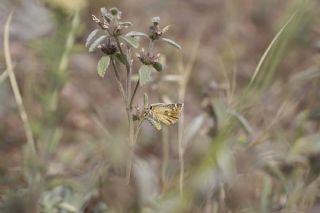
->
left=146, top=117, right=162, bottom=130
left=150, top=103, right=183, bottom=125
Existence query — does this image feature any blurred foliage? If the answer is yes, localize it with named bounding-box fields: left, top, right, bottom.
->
left=1, top=0, right=320, bottom=212
left=42, top=0, right=87, bottom=14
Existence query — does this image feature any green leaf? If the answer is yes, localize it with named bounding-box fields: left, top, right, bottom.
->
left=97, top=56, right=110, bottom=77
left=85, top=29, right=100, bottom=47
left=160, top=38, right=181, bottom=49
left=115, top=53, right=128, bottom=65
left=291, top=134, right=320, bottom=155
left=126, top=31, right=148, bottom=38
left=227, top=109, right=253, bottom=136
left=120, top=35, right=139, bottom=48
left=139, top=65, right=153, bottom=86
left=89, top=35, right=107, bottom=52
left=152, top=62, right=163, bottom=72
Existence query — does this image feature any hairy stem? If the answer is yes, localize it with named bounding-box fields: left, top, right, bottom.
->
left=111, top=57, right=126, bottom=104
left=115, top=36, right=135, bottom=184
left=130, top=80, right=140, bottom=108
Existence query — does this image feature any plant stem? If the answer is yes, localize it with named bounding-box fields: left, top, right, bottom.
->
left=115, top=36, right=135, bottom=184
left=4, top=11, right=37, bottom=154
left=161, top=126, right=169, bottom=193
left=4, top=11, right=39, bottom=212
left=130, top=80, right=140, bottom=108
left=177, top=37, right=201, bottom=196
left=111, top=57, right=126, bottom=104
left=134, top=120, right=144, bottom=145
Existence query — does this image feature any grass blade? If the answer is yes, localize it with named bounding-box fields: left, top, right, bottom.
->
left=249, top=12, right=297, bottom=86
left=4, top=11, right=36, bottom=154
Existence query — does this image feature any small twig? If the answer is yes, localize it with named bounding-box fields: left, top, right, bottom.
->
left=111, top=57, right=126, bottom=105
left=178, top=35, right=201, bottom=196
left=161, top=126, right=169, bottom=192
left=134, top=120, right=144, bottom=145
left=115, top=36, right=130, bottom=73
left=4, top=11, right=36, bottom=154
left=114, top=36, right=135, bottom=184
left=130, top=80, right=140, bottom=108
left=58, top=10, right=80, bottom=75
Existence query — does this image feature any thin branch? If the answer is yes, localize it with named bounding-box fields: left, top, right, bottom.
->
left=115, top=36, right=130, bottom=74
left=114, top=36, right=135, bottom=184
left=134, top=119, right=144, bottom=145
left=178, top=35, right=201, bottom=197
left=130, top=80, right=140, bottom=108
left=161, top=126, right=169, bottom=193
left=111, top=57, right=126, bottom=104
left=4, top=11, right=36, bottom=154
left=115, top=36, right=131, bottom=101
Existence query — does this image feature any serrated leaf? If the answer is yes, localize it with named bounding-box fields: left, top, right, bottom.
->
left=97, top=56, right=110, bottom=77
left=120, top=35, right=139, bottom=48
left=86, top=29, right=100, bottom=47
left=126, top=31, right=148, bottom=37
left=139, top=65, right=153, bottom=86
left=89, top=35, right=107, bottom=52
left=146, top=117, right=162, bottom=130
left=161, top=38, right=181, bottom=49
left=115, top=53, right=128, bottom=65
left=152, top=62, right=163, bottom=72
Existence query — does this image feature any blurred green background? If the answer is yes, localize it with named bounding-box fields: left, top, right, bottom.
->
left=0, top=0, right=320, bottom=212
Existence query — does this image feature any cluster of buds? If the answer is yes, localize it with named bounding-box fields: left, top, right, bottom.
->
left=92, top=7, right=131, bottom=37
left=100, top=41, right=118, bottom=55
left=149, top=17, right=170, bottom=41
left=136, top=48, right=160, bottom=66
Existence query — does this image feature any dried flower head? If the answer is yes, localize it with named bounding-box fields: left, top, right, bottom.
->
left=149, top=17, right=170, bottom=41
left=136, top=48, right=160, bottom=65
left=92, top=8, right=130, bottom=36
left=100, top=41, right=118, bottom=55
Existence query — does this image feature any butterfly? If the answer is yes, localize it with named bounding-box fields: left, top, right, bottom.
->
left=143, top=103, right=184, bottom=130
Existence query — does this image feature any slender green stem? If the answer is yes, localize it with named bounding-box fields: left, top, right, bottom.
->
left=134, top=120, right=144, bottom=144
left=111, top=57, right=126, bottom=104
left=114, top=36, right=135, bottom=184
left=161, top=126, right=169, bottom=193
left=130, top=80, right=140, bottom=109
left=177, top=36, right=201, bottom=196
left=115, top=36, right=130, bottom=99
left=4, top=11, right=37, bottom=154
left=115, top=37, right=130, bottom=72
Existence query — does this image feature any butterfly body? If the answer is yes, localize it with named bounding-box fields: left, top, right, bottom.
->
left=143, top=103, right=183, bottom=130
